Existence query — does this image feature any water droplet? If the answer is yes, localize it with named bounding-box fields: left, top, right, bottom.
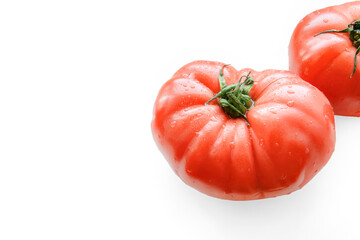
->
left=170, top=121, right=176, bottom=128
left=287, top=90, right=295, bottom=94
left=305, top=148, right=310, bottom=154
left=304, top=67, right=309, bottom=76
left=229, top=142, right=235, bottom=149
left=210, top=116, right=217, bottom=121
left=288, top=152, right=292, bottom=157
left=196, top=113, right=202, bottom=117
left=287, top=100, right=295, bottom=107
left=182, top=74, right=189, bottom=78
left=275, top=142, right=279, bottom=147
left=323, top=19, right=328, bottom=23
left=190, top=85, right=195, bottom=89
left=259, top=139, right=264, bottom=146
left=270, top=109, right=277, bottom=114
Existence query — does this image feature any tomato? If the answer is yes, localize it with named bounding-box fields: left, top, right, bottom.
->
left=151, top=61, right=335, bottom=200
left=289, top=1, right=360, bottom=116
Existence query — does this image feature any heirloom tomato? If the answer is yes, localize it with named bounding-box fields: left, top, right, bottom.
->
left=152, top=61, right=335, bottom=200
left=289, top=1, right=360, bottom=116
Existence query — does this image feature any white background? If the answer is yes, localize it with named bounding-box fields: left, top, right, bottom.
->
left=0, top=0, right=359, bottom=239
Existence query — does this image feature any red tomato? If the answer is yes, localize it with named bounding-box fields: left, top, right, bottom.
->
left=151, top=61, right=335, bottom=200
left=289, top=1, right=360, bottom=116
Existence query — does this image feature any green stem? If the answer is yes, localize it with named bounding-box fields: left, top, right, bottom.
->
left=351, top=45, right=360, bottom=78
left=227, top=92, right=247, bottom=114
left=233, top=76, right=245, bottom=97
left=205, top=85, right=236, bottom=105
left=219, top=64, right=230, bottom=90
left=314, top=28, right=351, bottom=36
left=205, top=65, right=254, bottom=120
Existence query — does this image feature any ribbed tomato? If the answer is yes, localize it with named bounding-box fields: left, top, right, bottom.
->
left=152, top=61, right=335, bottom=200
left=289, top=1, right=360, bottom=116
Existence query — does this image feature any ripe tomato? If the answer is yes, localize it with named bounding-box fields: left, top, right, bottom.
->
left=289, top=1, right=360, bottom=116
left=151, top=61, right=335, bottom=200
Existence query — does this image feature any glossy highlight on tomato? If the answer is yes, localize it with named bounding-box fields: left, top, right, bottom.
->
left=152, top=61, right=335, bottom=200
left=289, top=1, right=360, bottom=116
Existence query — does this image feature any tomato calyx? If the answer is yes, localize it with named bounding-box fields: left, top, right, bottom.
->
left=205, top=65, right=254, bottom=121
left=315, top=19, right=360, bottom=78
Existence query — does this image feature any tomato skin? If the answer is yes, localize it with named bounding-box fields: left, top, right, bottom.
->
left=152, top=61, right=335, bottom=200
left=289, top=1, right=360, bottom=116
